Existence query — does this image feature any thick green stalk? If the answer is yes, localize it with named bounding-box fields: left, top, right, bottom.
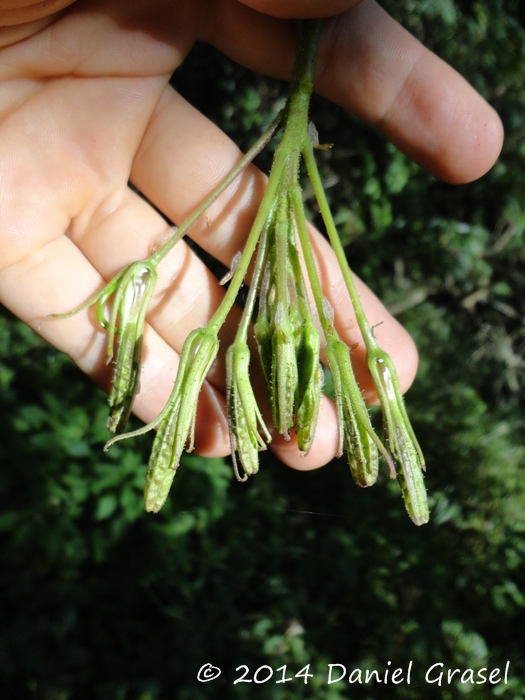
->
left=280, top=19, right=321, bottom=155
left=206, top=20, right=322, bottom=334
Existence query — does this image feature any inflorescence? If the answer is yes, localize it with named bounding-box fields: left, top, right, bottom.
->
left=47, top=20, right=429, bottom=524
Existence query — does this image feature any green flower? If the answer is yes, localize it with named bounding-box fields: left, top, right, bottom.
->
left=271, top=300, right=300, bottom=439
left=254, top=201, right=323, bottom=447
left=326, top=336, right=383, bottom=487
left=367, top=348, right=429, bottom=525
left=318, top=295, right=392, bottom=487
left=144, top=328, right=219, bottom=513
left=43, top=259, right=158, bottom=435
left=226, top=342, right=272, bottom=480
left=105, top=262, right=157, bottom=434
left=254, top=238, right=301, bottom=441
left=285, top=231, right=323, bottom=454
left=295, top=317, right=323, bottom=454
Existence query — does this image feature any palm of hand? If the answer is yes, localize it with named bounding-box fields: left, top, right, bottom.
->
left=0, top=0, right=503, bottom=469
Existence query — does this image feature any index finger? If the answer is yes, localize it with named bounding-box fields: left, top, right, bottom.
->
left=202, top=0, right=503, bottom=184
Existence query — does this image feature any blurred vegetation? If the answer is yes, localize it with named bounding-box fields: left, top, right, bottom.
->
left=1, top=1, right=525, bottom=698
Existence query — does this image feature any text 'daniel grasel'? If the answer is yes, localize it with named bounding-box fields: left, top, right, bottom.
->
left=196, top=661, right=511, bottom=686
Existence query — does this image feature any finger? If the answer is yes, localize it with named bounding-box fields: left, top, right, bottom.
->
left=0, top=0, right=191, bottom=80
left=202, top=0, right=503, bottom=183
left=315, top=1, right=504, bottom=184
left=236, top=0, right=363, bottom=19
left=131, top=85, right=418, bottom=397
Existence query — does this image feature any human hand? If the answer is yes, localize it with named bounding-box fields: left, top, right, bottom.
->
left=0, top=0, right=503, bottom=470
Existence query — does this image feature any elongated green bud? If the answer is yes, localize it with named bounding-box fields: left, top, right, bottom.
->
left=325, top=336, right=380, bottom=487
left=271, top=301, right=300, bottom=439
left=254, top=221, right=301, bottom=440
left=42, top=259, right=158, bottom=435
left=295, top=317, right=322, bottom=454
left=106, top=262, right=157, bottom=433
left=144, top=328, right=219, bottom=513
left=367, top=347, right=429, bottom=525
left=253, top=266, right=273, bottom=391
left=286, top=223, right=322, bottom=453
left=226, top=342, right=272, bottom=480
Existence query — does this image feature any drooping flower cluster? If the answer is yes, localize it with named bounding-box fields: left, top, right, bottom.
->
left=48, top=19, right=429, bottom=524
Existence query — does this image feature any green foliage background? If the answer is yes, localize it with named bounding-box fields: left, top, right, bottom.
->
left=1, top=1, right=525, bottom=698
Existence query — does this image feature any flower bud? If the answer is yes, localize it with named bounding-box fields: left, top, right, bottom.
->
left=295, top=319, right=322, bottom=454
left=226, top=342, right=272, bottom=480
left=325, top=336, right=381, bottom=487
left=144, top=328, right=219, bottom=513
left=254, top=266, right=300, bottom=441
left=254, top=199, right=306, bottom=440
left=367, top=348, right=429, bottom=525
left=105, top=262, right=157, bottom=434
left=271, top=301, right=300, bottom=439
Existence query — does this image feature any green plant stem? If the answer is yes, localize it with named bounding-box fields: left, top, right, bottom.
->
left=235, top=211, right=273, bottom=343
left=290, top=184, right=332, bottom=337
left=206, top=20, right=322, bottom=335
left=206, top=149, right=287, bottom=334
left=149, top=112, right=283, bottom=268
left=275, top=21, right=323, bottom=322
left=280, top=19, right=321, bottom=157
left=302, top=143, right=379, bottom=351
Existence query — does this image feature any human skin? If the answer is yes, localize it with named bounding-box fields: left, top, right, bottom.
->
left=0, top=0, right=503, bottom=469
